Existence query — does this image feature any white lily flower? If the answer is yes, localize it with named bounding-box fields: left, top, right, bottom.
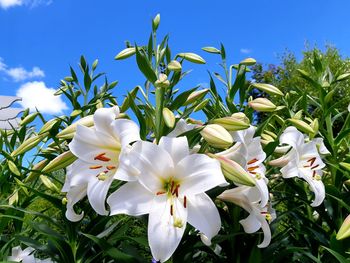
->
left=167, top=119, right=197, bottom=137
left=275, top=126, right=327, bottom=207
left=107, top=136, right=228, bottom=262
left=8, top=246, right=35, bottom=263
left=217, top=126, right=269, bottom=207
left=218, top=186, right=276, bottom=248
left=62, top=106, right=140, bottom=221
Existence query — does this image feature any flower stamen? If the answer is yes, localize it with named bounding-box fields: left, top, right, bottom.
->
left=247, top=158, right=258, bottom=165
left=89, top=165, right=103, bottom=169
left=94, top=153, right=111, bottom=162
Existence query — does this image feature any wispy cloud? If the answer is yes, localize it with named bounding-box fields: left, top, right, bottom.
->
left=0, top=0, right=52, bottom=9
left=16, top=81, right=68, bottom=114
left=0, top=57, right=45, bottom=82
left=240, top=48, right=252, bottom=54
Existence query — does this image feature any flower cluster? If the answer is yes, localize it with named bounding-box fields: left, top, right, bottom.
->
left=62, top=106, right=329, bottom=262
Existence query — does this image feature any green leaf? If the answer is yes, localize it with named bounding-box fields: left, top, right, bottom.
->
left=321, top=246, right=349, bottom=263
left=135, top=45, right=157, bottom=83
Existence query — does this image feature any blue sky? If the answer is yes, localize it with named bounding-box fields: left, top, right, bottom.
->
left=1, top=0, right=350, bottom=115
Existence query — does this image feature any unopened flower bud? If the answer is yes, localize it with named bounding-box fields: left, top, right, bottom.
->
left=201, top=124, right=233, bottom=149
left=287, top=119, right=315, bottom=134
left=184, top=89, right=209, bottom=106
left=42, top=151, right=77, bottom=173
left=336, top=214, right=350, bottom=240
left=208, top=154, right=255, bottom=186
left=292, top=110, right=303, bottom=120
left=11, top=134, right=47, bottom=157
left=167, top=60, right=182, bottom=71
left=212, top=113, right=250, bottom=131
left=248, top=98, right=277, bottom=112
left=115, top=47, right=136, bottom=60
left=57, top=115, right=94, bottom=139
left=62, top=197, right=68, bottom=205
left=251, top=83, right=283, bottom=96
left=40, top=175, right=60, bottom=193
left=240, top=58, right=257, bottom=66
left=155, top=73, right=170, bottom=88
left=162, top=108, right=175, bottom=128
left=177, top=53, right=206, bottom=64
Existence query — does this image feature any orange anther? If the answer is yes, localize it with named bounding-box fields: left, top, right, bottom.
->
left=89, top=165, right=103, bottom=169
left=94, top=153, right=111, bottom=162
left=247, top=158, right=258, bottom=165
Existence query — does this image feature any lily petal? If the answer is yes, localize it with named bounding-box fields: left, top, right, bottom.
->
left=148, top=195, right=187, bottom=263
left=65, top=184, right=87, bottom=221
left=87, top=176, right=114, bottom=215
left=187, top=193, right=221, bottom=243
left=257, top=218, right=272, bottom=248
left=108, top=181, right=154, bottom=216
left=300, top=171, right=325, bottom=207
left=240, top=213, right=261, bottom=233
left=112, top=119, right=140, bottom=148
left=69, top=125, right=120, bottom=163
left=127, top=141, right=174, bottom=193
left=280, top=126, right=304, bottom=150
left=93, top=106, right=119, bottom=135
left=176, top=154, right=227, bottom=195
left=159, top=136, right=190, bottom=165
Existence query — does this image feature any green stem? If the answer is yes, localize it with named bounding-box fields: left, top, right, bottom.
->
left=155, top=87, right=165, bottom=143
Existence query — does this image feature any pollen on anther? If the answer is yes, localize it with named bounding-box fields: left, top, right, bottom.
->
left=106, top=166, right=116, bottom=170
left=156, top=191, right=166, bottom=195
left=311, top=164, right=319, bottom=169
left=170, top=205, right=173, bottom=216
left=247, top=158, right=258, bottom=165
left=248, top=166, right=259, bottom=172
left=94, top=153, right=111, bottom=162
left=89, top=165, right=103, bottom=169
left=308, top=157, right=316, bottom=166
left=184, top=196, right=187, bottom=208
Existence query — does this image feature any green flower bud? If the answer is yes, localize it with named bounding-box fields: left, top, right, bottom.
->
left=200, top=124, right=233, bottom=149
left=115, top=47, right=136, bottom=60
left=248, top=98, right=277, bottom=112
left=251, top=83, right=283, bottom=96
left=162, top=108, right=175, bottom=128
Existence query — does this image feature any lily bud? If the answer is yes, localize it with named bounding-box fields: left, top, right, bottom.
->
left=340, top=162, right=350, bottom=172
left=208, top=154, right=255, bottom=186
left=202, top=46, right=221, bottom=54
left=212, top=113, right=250, bottom=131
left=114, top=47, right=136, bottom=60
left=167, top=60, right=182, bottom=71
left=287, top=119, right=315, bottom=134
left=20, top=112, right=39, bottom=126
left=200, top=124, right=233, bottom=149
left=240, top=58, right=256, bottom=66
left=11, top=133, right=46, bottom=157
left=57, top=115, right=94, bottom=139
left=292, top=110, right=303, bottom=120
left=39, top=118, right=61, bottom=134
left=40, top=175, right=60, bottom=193
left=336, top=72, right=350, bottom=82
left=193, top=99, right=209, bottom=112
left=269, top=156, right=290, bottom=167
left=42, top=151, right=77, bottom=173
left=155, top=73, right=170, bottom=88
left=311, top=118, right=319, bottom=135
left=248, top=98, right=277, bottom=112
left=25, top=159, right=49, bottom=182
left=184, top=89, right=209, bottom=106
left=177, top=53, right=206, bottom=64
left=336, top=214, right=350, bottom=240
left=152, top=14, right=160, bottom=31
left=8, top=160, right=21, bottom=176
left=251, top=83, right=283, bottom=96
left=162, top=108, right=175, bottom=128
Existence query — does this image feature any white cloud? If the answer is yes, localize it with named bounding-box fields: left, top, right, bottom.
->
left=240, top=48, right=252, bottom=54
left=0, top=57, right=45, bottom=82
left=16, top=81, right=68, bottom=114
left=0, top=0, right=51, bottom=9
left=0, top=0, right=22, bottom=9
left=6, top=66, right=45, bottom=82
